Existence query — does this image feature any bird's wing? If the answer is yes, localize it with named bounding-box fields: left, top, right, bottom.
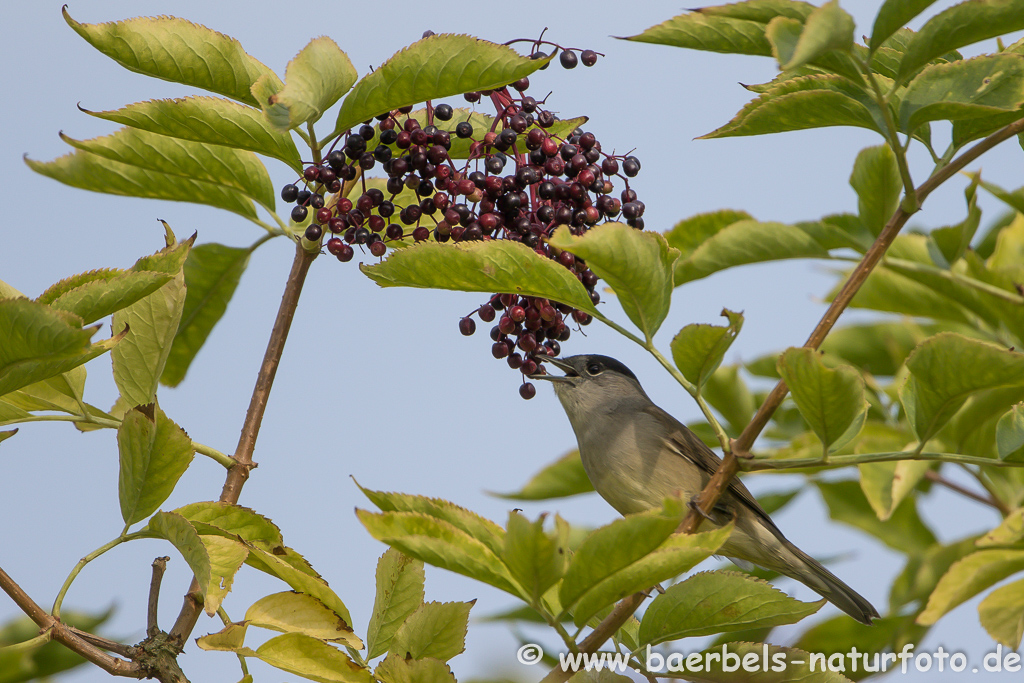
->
left=644, top=404, right=785, bottom=537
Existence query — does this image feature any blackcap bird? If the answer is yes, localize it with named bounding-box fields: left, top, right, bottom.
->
left=532, top=353, right=879, bottom=624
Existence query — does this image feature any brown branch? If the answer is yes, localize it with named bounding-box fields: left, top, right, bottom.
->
left=168, top=241, right=316, bottom=644
left=0, top=566, right=141, bottom=678
left=539, top=116, right=1024, bottom=682
left=148, top=557, right=169, bottom=637
left=925, top=470, right=1010, bottom=515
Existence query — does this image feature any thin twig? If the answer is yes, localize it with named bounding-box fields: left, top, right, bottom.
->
left=148, top=557, right=169, bottom=637
left=925, top=470, right=1010, bottom=515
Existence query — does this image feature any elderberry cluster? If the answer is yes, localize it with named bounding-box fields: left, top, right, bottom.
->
left=277, top=45, right=645, bottom=398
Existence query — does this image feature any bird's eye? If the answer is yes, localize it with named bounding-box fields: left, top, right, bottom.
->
left=586, top=362, right=602, bottom=375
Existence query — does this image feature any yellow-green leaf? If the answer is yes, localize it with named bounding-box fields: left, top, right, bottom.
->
left=265, top=37, right=356, bottom=130
left=117, top=404, right=193, bottom=525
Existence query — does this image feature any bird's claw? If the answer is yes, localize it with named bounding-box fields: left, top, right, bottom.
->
left=687, top=497, right=714, bottom=521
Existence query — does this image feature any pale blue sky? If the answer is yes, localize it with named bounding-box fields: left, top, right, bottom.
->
left=2, top=2, right=1022, bottom=681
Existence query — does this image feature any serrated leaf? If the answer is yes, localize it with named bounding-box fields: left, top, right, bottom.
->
left=265, top=37, right=356, bottom=129
left=147, top=511, right=211, bottom=596
left=849, top=144, right=902, bottom=237
left=60, top=128, right=275, bottom=211
left=979, top=578, right=1024, bottom=648
left=664, top=209, right=754, bottom=259
left=901, top=333, right=1024, bottom=443
left=918, top=548, right=1024, bottom=624
left=501, top=512, right=568, bottom=604
left=899, top=54, right=1024, bottom=133
left=63, top=9, right=280, bottom=107
left=817, top=480, right=936, bottom=553
left=559, top=500, right=685, bottom=614
left=624, top=11, right=773, bottom=56
left=672, top=309, right=744, bottom=389
left=162, top=242, right=253, bottom=386
left=389, top=601, right=471, bottom=661
left=41, top=269, right=171, bottom=325
left=870, top=1, right=938, bottom=53
left=254, top=633, right=372, bottom=683
left=782, top=1, right=854, bottom=71
left=777, top=348, right=867, bottom=454
left=374, top=655, right=456, bottom=683
left=174, top=501, right=284, bottom=549
left=245, top=547, right=352, bottom=628
left=572, top=524, right=733, bottom=627
left=491, top=449, right=594, bottom=500
left=330, top=34, right=551, bottom=141
left=549, top=223, right=679, bottom=339
left=117, top=404, right=193, bottom=525
left=897, top=0, right=1024, bottom=83
left=361, top=240, right=596, bottom=315
left=202, top=535, right=248, bottom=615
left=0, top=299, right=120, bottom=397
left=85, top=97, right=302, bottom=173
left=245, top=591, right=361, bottom=647
left=111, top=271, right=186, bottom=406
left=674, top=220, right=831, bottom=285
left=26, top=150, right=257, bottom=220
left=639, top=570, right=824, bottom=646
left=858, top=460, right=932, bottom=521
left=366, top=549, right=425, bottom=660
left=700, top=75, right=881, bottom=139
left=997, top=403, right=1024, bottom=461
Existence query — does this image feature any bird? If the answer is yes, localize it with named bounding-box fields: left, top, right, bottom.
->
left=531, top=353, right=879, bottom=624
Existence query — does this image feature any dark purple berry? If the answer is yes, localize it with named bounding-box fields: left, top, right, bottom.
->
left=337, top=244, right=354, bottom=262
left=369, top=241, right=387, bottom=257
left=559, top=51, right=578, bottom=69
left=281, top=184, right=299, bottom=203
left=459, top=318, right=477, bottom=336
left=623, top=156, right=641, bottom=177
left=304, top=224, right=322, bottom=241
left=519, top=382, right=537, bottom=400
left=434, top=103, right=453, bottom=121
left=291, top=205, right=308, bottom=222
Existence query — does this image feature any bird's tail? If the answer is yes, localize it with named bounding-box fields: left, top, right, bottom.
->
left=779, top=540, right=879, bottom=625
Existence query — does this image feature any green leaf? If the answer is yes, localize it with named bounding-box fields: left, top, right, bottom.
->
left=704, top=365, right=756, bottom=435
left=817, top=480, right=936, bottom=553
left=245, top=546, right=353, bottom=627
left=559, top=500, right=685, bottom=614
left=902, top=333, right=1024, bottom=443
left=162, top=243, right=253, bottom=387
left=672, top=309, right=744, bottom=389
left=838, top=266, right=974, bottom=324
left=117, top=404, right=193, bottom=525
left=265, top=37, right=356, bottom=130
left=174, top=501, right=284, bottom=549
left=849, top=144, right=902, bottom=237
left=931, top=175, right=981, bottom=266
left=361, top=240, right=596, bottom=315
left=60, top=128, right=276, bottom=211
left=195, top=622, right=251, bottom=653
left=777, top=348, right=867, bottom=454
left=501, top=512, right=568, bottom=603
left=674, top=220, right=831, bottom=285
left=0, top=429, right=16, bottom=445
left=147, top=511, right=211, bottom=596
left=766, top=17, right=804, bottom=68
left=571, top=525, right=733, bottom=627
left=254, top=633, right=373, bottom=683
left=549, top=223, right=680, bottom=339
left=330, top=34, right=551, bottom=141
left=0, top=299, right=120, bottom=397
left=918, top=548, right=1024, bottom=624
left=39, top=268, right=172, bottom=325
left=0, top=608, right=115, bottom=683
left=819, top=321, right=935, bottom=377
left=782, top=1, right=855, bottom=71
left=899, top=54, right=1024, bottom=133
left=201, top=535, right=249, bottom=615
left=793, top=613, right=926, bottom=680
left=63, top=8, right=280, bottom=107
left=952, top=108, right=1024, bottom=148
left=357, top=510, right=520, bottom=595
left=870, top=1, right=938, bottom=52
left=678, top=641, right=853, bottom=682
left=997, top=403, right=1024, bottom=461
left=111, top=273, right=187, bottom=406
left=356, top=484, right=505, bottom=554
left=375, top=655, right=456, bottom=683
left=664, top=209, right=754, bottom=259
left=26, top=150, right=257, bottom=220
left=491, top=450, right=594, bottom=500
left=979, top=578, right=1024, bottom=648
left=897, top=0, right=1024, bottom=84
left=639, top=571, right=824, bottom=646
left=700, top=75, right=881, bottom=139
left=366, top=548, right=425, bottom=660
left=245, top=591, right=361, bottom=647
left=890, top=535, right=981, bottom=610
left=979, top=507, right=1024, bottom=547
left=858, top=460, right=932, bottom=521
left=85, top=97, right=302, bottom=173
left=389, top=601, right=471, bottom=661
left=623, top=11, right=773, bottom=56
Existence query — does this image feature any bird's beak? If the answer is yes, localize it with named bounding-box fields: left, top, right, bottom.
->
left=529, top=356, right=576, bottom=383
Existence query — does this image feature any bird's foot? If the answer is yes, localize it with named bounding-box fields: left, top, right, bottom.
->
left=687, top=497, right=714, bottom=521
